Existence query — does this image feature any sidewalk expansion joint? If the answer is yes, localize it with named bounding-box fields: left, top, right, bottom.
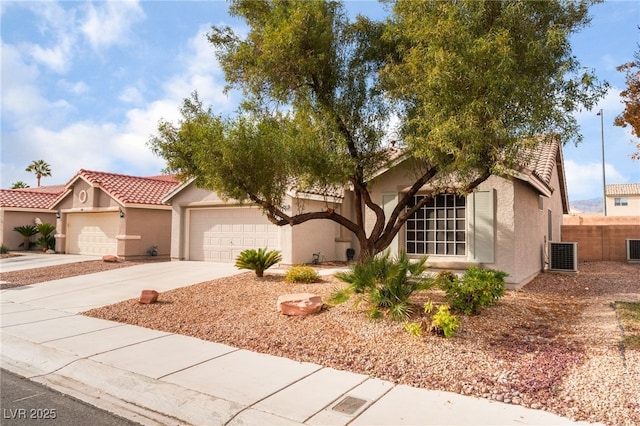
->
left=222, top=365, right=324, bottom=426
left=155, top=347, right=241, bottom=380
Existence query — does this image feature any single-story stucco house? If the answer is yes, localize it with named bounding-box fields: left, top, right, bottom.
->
left=164, top=140, right=568, bottom=287
left=50, top=170, right=180, bottom=259
left=0, top=185, right=65, bottom=250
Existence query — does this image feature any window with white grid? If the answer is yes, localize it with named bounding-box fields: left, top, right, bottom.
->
left=406, top=194, right=466, bottom=256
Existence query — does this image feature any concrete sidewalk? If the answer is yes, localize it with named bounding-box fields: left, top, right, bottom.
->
left=1, top=259, right=601, bottom=426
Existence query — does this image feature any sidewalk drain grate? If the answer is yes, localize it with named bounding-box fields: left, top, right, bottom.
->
left=332, top=396, right=367, bottom=415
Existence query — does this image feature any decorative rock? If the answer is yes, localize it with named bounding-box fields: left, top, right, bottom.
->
left=139, top=290, right=159, bottom=304
left=103, top=255, right=118, bottom=263
left=277, top=293, right=322, bottom=316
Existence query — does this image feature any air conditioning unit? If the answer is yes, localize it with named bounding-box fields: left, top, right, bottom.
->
left=548, top=242, right=578, bottom=273
left=627, top=239, right=640, bottom=262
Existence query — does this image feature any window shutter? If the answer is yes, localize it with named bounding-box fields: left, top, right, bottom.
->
left=382, top=193, right=399, bottom=257
left=470, top=190, right=495, bottom=263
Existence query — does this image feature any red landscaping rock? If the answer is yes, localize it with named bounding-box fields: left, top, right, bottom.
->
left=139, top=290, right=159, bottom=304
left=277, top=293, right=322, bottom=316
left=102, top=255, right=118, bottom=263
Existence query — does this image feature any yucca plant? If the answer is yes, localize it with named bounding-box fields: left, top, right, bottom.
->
left=235, top=247, right=282, bottom=277
left=330, top=250, right=433, bottom=321
left=36, top=223, right=56, bottom=251
left=13, top=225, right=38, bottom=250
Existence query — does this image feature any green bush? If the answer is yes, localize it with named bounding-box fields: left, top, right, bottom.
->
left=430, top=304, right=460, bottom=338
left=438, top=267, right=507, bottom=315
left=330, top=250, right=433, bottom=321
left=13, top=225, right=38, bottom=250
left=36, top=223, right=56, bottom=251
left=0, top=244, right=9, bottom=254
left=404, top=321, right=423, bottom=337
left=285, top=265, right=320, bottom=283
left=235, top=247, right=282, bottom=277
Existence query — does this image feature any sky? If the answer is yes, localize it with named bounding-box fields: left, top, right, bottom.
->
left=1, top=1, right=639, bottom=201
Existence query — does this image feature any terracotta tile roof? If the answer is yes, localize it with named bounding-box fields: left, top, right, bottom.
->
left=519, top=139, right=560, bottom=187
left=74, top=170, right=181, bottom=205
left=0, top=189, right=61, bottom=209
left=16, top=185, right=67, bottom=194
left=606, top=183, right=640, bottom=196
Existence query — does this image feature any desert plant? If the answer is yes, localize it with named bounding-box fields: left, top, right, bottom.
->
left=235, top=247, right=282, bottom=277
left=36, top=223, right=56, bottom=251
left=430, top=304, right=460, bottom=338
left=285, top=265, right=320, bottom=283
left=404, top=321, right=423, bottom=337
left=0, top=244, right=9, bottom=254
left=438, top=267, right=508, bottom=315
left=330, top=250, right=432, bottom=321
left=13, top=225, right=38, bottom=250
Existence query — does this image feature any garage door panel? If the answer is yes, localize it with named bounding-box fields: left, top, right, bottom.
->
left=67, top=213, right=118, bottom=255
left=188, top=208, right=280, bottom=262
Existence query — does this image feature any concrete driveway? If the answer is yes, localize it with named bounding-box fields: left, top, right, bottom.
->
left=0, top=258, right=242, bottom=313
left=0, top=253, right=104, bottom=273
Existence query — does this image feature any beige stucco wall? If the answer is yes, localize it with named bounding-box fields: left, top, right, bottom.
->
left=289, top=198, right=349, bottom=264
left=1, top=209, right=57, bottom=250
left=605, top=195, right=640, bottom=217
left=365, top=159, right=565, bottom=286
left=118, top=207, right=172, bottom=260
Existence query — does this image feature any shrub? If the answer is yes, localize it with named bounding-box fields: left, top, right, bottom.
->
left=438, top=267, right=507, bottom=315
left=0, top=244, right=9, bottom=254
left=36, top=223, right=56, bottom=251
left=285, top=265, right=320, bottom=283
left=235, top=247, right=282, bottom=277
left=404, top=321, right=423, bottom=337
left=430, top=304, right=460, bottom=338
left=330, top=250, right=432, bottom=321
left=13, top=225, right=38, bottom=250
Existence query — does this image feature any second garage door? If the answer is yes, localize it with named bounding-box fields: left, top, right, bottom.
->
left=67, top=212, right=119, bottom=255
left=188, top=207, right=280, bottom=262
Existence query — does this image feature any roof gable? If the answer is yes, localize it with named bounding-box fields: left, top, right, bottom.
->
left=59, top=170, right=181, bottom=206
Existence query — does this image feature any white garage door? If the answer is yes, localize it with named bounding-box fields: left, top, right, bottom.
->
left=67, top=212, right=118, bottom=255
left=188, top=208, right=280, bottom=262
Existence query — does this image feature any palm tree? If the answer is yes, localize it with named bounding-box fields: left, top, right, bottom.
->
left=11, top=181, right=30, bottom=189
left=25, top=160, right=52, bottom=187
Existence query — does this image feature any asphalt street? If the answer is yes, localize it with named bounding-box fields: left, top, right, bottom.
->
left=1, top=368, right=141, bottom=426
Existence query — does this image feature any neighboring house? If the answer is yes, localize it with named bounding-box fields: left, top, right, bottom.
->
left=50, top=170, right=180, bottom=259
left=165, top=140, right=568, bottom=287
left=0, top=186, right=65, bottom=250
left=605, top=183, right=640, bottom=217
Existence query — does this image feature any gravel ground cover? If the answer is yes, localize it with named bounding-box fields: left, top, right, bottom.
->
left=4, top=255, right=638, bottom=425
left=0, top=257, right=161, bottom=289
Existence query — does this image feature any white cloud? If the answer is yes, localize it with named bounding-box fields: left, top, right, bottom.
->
left=119, top=86, right=144, bottom=104
left=58, top=79, right=89, bottom=95
left=23, top=1, right=78, bottom=73
left=81, top=0, right=145, bottom=50
left=163, top=25, right=232, bottom=110
left=564, top=160, right=627, bottom=201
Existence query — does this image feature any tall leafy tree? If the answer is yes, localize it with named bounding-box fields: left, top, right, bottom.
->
left=25, top=160, right=52, bottom=187
left=614, top=46, right=640, bottom=160
left=150, top=0, right=606, bottom=260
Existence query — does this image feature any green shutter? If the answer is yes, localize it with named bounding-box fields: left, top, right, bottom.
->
left=470, top=190, right=495, bottom=263
left=382, top=193, right=399, bottom=257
